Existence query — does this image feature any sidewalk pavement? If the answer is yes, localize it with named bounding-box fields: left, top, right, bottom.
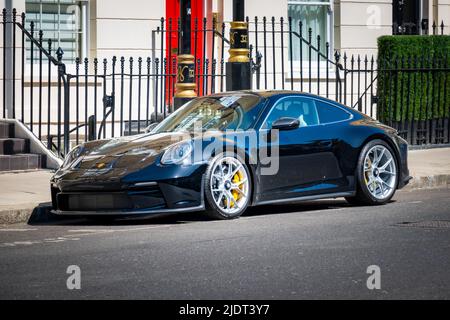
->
left=407, top=147, right=450, bottom=189
left=0, top=170, right=53, bottom=225
left=0, top=148, right=449, bottom=225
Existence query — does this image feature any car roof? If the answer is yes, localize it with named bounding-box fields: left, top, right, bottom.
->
left=207, top=90, right=365, bottom=118
left=209, top=90, right=325, bottom=99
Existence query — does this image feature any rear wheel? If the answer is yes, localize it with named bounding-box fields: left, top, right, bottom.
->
left=346, top=140, right=398, bottom=206
left=204, top=154, right=251, bottom=220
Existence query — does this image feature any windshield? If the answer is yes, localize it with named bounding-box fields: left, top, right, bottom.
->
left=152, top=95, right=262, bottom=133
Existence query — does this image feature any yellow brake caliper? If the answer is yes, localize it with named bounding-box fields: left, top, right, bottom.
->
left=365, top=158, right=374, bottom=189
left=223, top=170, right=243, bottom=208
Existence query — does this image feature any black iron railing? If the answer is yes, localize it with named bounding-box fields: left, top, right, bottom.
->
left=1, top=9, right=449, bottom=159
left=153, top=16, right=380, bottom=116
left=393, top=20, right=446, bottom=36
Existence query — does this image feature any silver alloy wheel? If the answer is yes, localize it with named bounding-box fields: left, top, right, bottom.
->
left=210, top=157, right=250, bottom=215
left=363, top=145, right=397, bottom=200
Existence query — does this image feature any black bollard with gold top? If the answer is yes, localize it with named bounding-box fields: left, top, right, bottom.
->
left=226, top=0, right=252, bottom=91
left=174, top=0, right=197, bottom=110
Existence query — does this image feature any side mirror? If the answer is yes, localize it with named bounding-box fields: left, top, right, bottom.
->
left=271, top=117, right=300, bottom=131
left=144, top=122, right=159, bottom=133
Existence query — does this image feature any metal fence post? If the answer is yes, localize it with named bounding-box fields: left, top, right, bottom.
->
left=88, top=115, right=96, bottom=141
left=63, top=75, right=71, bottom=155
left=56, top=47, right=71, bottom=156
left=3, top=4, right=14, bottom=119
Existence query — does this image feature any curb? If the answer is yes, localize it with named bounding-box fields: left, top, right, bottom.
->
left=0, top=205, right=52, bottom=226
left=403, top=174, right=450, bottom=191
left=1, top=175, right=449, bottom=226
left=0, top=207, right=36, bottom=225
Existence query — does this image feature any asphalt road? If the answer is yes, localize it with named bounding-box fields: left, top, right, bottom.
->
left=0, top=189, right=449, bottom=300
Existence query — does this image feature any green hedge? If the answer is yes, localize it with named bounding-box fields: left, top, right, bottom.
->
left=377, top=35, right=450, bottom=122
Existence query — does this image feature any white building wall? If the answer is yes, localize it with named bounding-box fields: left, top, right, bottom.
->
left=1, top=0, right=449, bottom=143
left=336, top=0, right=392, bottom=59
left=91, top=0, right=165, bottom=61
left=434, top=0, right=450, bottom=34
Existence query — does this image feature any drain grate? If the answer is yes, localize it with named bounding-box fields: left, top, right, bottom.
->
left=394, top=220, right=450, bottom=229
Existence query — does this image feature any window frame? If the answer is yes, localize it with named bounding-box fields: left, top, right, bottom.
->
left=260, top=96, right=321, bottom=130
left=259, top=95, right=353, bottom=130
left=287, top=0, right=334, bottom=72
left=314, top=98, right=354, bottom=125
left=25, top=0, right=89, bottom=64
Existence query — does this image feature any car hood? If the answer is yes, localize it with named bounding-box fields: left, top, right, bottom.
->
left=52, top=132, right=186, bottom=179
left=87, top=131, right=189, bottom=156
left=81, top=132, right=194, bottom=168
left=52, top=131, right=224, bottom=184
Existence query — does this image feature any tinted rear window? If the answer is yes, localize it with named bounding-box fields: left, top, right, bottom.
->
left=316, top=101, right=351, bottom=124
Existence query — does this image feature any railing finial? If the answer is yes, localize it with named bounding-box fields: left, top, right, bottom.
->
left=56, top=47, right=64, bottom=62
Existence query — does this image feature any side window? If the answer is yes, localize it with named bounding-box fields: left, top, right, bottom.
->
left=263, top=97, right=319, bottom=129
left=316, top=101, right=352, bottom=124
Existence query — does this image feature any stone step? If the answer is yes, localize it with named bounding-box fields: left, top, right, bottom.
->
left=0, top=122, right=14, bottom=139
left=0, top=154, right=46, bottom=171
left=0, top=138, right=30, bottom=155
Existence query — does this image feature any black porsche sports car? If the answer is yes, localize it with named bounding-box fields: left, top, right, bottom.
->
left=50, top=91, right=411, bottom=220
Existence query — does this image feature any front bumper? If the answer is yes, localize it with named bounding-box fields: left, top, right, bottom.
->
left=50, top=164, right=207, bottom=216
left=51, top=203, right=205, bottom=216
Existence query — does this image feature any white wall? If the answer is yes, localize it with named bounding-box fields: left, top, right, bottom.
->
left=91, top=0, right=165, bottom=61
left=434, top=0, right=450, bottom=34
left=336, top=0, right=392, bottom=59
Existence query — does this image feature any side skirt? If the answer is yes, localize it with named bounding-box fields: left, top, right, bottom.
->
left=254, top=191, right=356, bottom=206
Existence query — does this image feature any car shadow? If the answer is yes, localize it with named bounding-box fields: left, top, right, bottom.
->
left=27, top=203, right=196, bottom=226
left=27, top=198, right=367, bottom=227
left=244, top=199, right=352, bottom=217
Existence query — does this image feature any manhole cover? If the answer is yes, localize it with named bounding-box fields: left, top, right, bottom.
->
left=394, top=220, right=450, bottom=229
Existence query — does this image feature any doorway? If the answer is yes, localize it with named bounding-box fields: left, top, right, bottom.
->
left=393, top=0, right=422, bottom=35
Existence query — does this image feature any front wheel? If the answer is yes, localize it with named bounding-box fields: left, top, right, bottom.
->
left=346, top=140, right=399, bottom=206
left=204, top=154, right=252, bottom=220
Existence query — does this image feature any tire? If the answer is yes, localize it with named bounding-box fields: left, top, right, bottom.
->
left=346, top=139, right=399, bottom=206
left=204, top=153, right=252, bottom=220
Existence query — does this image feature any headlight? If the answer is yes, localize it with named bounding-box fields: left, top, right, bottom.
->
left=61, top=145, right=84, bottom=169
left=161, top=141, right=193, bottom=165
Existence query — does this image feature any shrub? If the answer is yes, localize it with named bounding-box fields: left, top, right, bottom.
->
left=377, top=35, right=450, bottom=122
